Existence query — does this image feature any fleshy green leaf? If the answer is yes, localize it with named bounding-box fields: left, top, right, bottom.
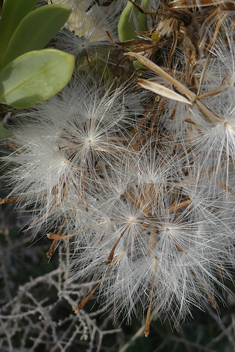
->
left=0, top=49, right=75, bottom=108
left=0, top=123, right=13, bottom=139
left=118, top=0, right=149, bottom=42
left=118, top=1, right=137, bottom=42
left=2, top=5, right=72, bottom=68
left=137, top=0, right=149, bottom=32
left=0, top=0, right=38, bottom=67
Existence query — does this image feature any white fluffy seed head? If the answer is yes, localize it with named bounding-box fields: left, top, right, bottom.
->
left=2, top=72, right=135, bottom=231
left=2, top=4, right=235, bottom=330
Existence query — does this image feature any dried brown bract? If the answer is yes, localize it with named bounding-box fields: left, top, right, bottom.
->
left=157, top=3, right=202, bottom=61
left=129, top=0, right=235, bottom=66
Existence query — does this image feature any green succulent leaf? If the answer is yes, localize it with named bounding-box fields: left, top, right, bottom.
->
left=0, top=0, right=38, bottom=66
left=137, top=0, right=149, bottom=32
left=118, top=0, right=149, bottom=42
left=0, top=122, right=13, bottom=139
left=118, top=1, right=137, bottom=42
left=1, top=5, right=72, bottom=68
left=0, top=49, right=75, bottom=108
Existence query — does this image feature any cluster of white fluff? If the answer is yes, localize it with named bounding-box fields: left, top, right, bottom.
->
left=2, top=0, right=235, bottom=334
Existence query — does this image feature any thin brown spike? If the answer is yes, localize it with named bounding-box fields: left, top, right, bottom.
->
left=144, top=258, right=157, bottom=337
left=46, top=208, right=76, bottom=258
left=106, top=228, right=128, bottom=265
left=47, top=220, right=109, bottom=241
left=192, top=271, right=216, bottom=309
left=46, top=239, right=57, bottom=259
left=211, top=177, right=232, bottom=195
left=197, top=85, right=231, bottom=100
left=74, top=281, right=103, bottom=313
left=74, top=252, right=124, bottom=313
left=167, top=198, right=192, bottom=214
left=0, top=196, right=22, bottom=204
left=208, top=293, right=217, bottom=309
left=5, top=143, right=23, bottom=152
